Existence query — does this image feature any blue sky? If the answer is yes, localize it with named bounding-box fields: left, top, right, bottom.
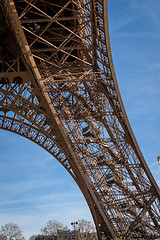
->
left=0, top=1, right=160, bottom=239
left=108, top=0, right=160, bottom=184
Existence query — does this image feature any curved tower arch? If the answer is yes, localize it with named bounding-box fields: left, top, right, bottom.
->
left=0, top=0, right=160, bottom=239
left=0, top=113, right=103, bottom=239
left=0, top=72, right=104, bottom=238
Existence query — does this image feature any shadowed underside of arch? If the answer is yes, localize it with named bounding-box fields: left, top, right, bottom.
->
left=0, top=0, right=160, bottom=239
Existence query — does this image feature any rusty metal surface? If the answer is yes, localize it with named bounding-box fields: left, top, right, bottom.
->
left=0, top=0, right=160, bottom=239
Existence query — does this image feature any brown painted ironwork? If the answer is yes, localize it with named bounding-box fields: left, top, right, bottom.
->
left=0, top=0, right=160, bottom=239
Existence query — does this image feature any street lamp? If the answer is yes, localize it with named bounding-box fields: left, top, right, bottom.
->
left=157, top=156, right=160, bottom=167
left=71, top=221, right=78, bottom=231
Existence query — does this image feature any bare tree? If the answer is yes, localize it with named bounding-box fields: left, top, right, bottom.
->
left=77, top=219, right=98, bottom=240
left=0, top=234, right=6, bottom=240
left=29, top=235, right=37, bottom=240
left=77, top=219, right=95, bottom=233
left=41, top=220, right=67, bottom=236
left=0, top=223, right=25, bottom=240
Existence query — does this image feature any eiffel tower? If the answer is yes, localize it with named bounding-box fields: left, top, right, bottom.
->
left=0, top=1, right=160, bottom=239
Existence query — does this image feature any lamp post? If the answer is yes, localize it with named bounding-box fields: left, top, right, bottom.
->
left=71, top=221, right=78, bottom=231
left=157, top=156, right=160, bottom=167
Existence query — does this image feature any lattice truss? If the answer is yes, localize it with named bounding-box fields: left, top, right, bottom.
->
left=0, top=0, right=160, bottom=239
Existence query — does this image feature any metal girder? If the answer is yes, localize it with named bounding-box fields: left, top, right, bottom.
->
left=0, top=0, right=160, bottom=239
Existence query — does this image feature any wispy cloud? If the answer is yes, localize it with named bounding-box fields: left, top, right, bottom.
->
left=130, top=0, right=160, bottom=23
left=0, top=192, right=92, bottom=240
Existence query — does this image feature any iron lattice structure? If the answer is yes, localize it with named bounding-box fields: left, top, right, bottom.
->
left=0, top=0, right=160, bottom=239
